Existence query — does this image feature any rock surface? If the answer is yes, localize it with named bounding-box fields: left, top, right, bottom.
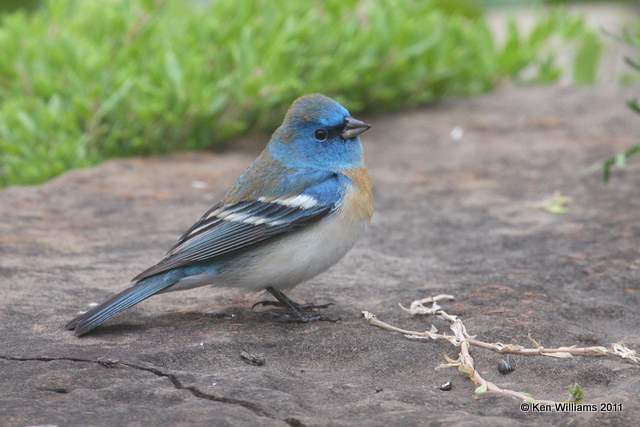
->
left=1, top=87, right=639, bottom=426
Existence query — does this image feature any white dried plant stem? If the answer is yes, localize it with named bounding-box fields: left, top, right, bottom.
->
left=362, top=293, right=640, bottom=404
left=393, top=294, right=639, bottom=364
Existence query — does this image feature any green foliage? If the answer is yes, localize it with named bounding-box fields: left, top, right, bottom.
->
left=0, top=0, right=41, bottom=14
left=567, top=383, right=585, bottom=404
left=482, top=0, right=637, bottom=8
left=496, top=11, right=601, bottom=85
left=573, top=31, right=602, bottom=85
left=603, top=25, right=640, bottom=183
left=0, top=0, right=601, bottom=186
left=603, top=144, right=640, bottom=183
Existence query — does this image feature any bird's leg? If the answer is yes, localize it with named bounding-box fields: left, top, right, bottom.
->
left=268, top=287, right=319, bottom=322
left=255, top=287, right=336, bottom=322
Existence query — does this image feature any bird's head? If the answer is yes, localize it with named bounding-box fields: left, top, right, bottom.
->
left=268, top=94, right=370, bottom=170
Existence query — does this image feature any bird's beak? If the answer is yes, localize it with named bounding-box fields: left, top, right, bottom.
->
left=341, top=117, right=371, bottom=139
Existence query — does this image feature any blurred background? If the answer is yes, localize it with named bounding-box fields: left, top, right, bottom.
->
left=0, top=0, right=638, bottom=187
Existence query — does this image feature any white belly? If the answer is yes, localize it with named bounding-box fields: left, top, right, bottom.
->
left=217, top=212, right=368, bottom=291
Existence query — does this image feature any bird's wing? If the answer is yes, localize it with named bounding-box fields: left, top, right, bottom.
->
left=131, top=174, right=346, bottom=283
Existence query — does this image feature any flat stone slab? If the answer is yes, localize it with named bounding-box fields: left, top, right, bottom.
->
left=1, top=86, right=639, bottom=426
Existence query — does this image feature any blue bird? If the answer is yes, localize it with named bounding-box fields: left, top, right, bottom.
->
left=66, top=94, right=373, bottom=337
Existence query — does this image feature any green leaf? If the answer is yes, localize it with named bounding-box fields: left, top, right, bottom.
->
left=164, top=49, right=184, bottom=101
left=542, top=193, right=570, bottom=215
left=602, top=145, right=640, bottom=183
left=16, top=111, right=36, bottom=133
left=567, top=383, right=585, bottom=404
left=573, top=32, right=602, bottom=85
left=627, top=98, right=640, bottom=114
left=624, top=56, right=640, bottom=72
left=96, top=79, right=134, bottom=119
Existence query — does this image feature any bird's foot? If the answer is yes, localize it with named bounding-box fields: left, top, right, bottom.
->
left=252, top=300, right=334, bottom=311
left=255, top=287, right=339, bottom=322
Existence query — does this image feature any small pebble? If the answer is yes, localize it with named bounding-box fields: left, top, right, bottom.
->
left=191, top=180, right=208, bottom=189
left=497, top=356, right=515, bottom=375
left=450, top=126, right=464, bottom=142
left=439, top=381, right=452, bottom=391
left=240, top=350, right=265, bottom=366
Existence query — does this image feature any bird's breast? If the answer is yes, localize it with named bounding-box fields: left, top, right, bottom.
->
left=341, top=167, right=374, bottom=222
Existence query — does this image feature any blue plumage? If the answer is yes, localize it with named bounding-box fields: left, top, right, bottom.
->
left=268, top=101, right=365, bottom=170
left=67, top=269, right=183, bottom=336
left=67, top=94, right=372, bottom=336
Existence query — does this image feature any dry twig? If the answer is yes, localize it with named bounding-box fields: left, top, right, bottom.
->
left=362, top=294, right=639, bottom=403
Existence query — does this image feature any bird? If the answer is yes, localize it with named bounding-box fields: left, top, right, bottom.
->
left=66, top=94, right=373, bottom=337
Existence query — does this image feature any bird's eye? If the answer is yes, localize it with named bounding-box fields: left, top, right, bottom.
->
left=314, top=128, right=328, bottom=141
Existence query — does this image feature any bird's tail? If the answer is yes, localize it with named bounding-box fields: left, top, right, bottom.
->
left=65, top=270, right=182, bottom=337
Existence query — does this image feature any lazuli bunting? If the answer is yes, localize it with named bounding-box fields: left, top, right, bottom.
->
left=66, top=94, right=372, bottom=337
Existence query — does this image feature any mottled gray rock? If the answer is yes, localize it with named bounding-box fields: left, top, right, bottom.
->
left=1, top=86, right=639, bottom=426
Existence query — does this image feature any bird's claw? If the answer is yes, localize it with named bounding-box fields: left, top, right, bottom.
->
left=252, top=300, right=334, bottom=311
left=298, top=302, right=334, bottom=310
left=251, top=300, right=284, bottom=310
left=270, top=311, right=340, bottom=323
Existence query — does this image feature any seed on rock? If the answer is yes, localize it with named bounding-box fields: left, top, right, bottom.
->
left=439, top=381, right=452, bottom=391
left=497, top=356, right=515, bottom=374
left=240, top=350, right=265, bottom=366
